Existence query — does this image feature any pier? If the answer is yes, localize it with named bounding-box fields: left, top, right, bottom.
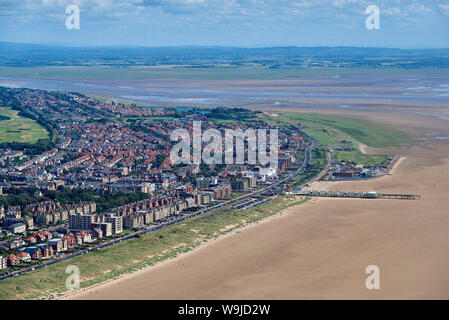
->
left=289, top=190, right=420, bottom=200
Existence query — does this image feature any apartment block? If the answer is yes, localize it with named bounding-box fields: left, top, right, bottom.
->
left=104, top=215, right=123, bottom=234
left=69, top=213, right=95, bottom=231
left=91, top=222, right=112, bottom=237
left=0, top=255, right=7, bottom=269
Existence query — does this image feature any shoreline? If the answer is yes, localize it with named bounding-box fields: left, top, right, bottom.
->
left=388, top=155, right=405, bottom=175
left=62, top=150, right=405, bottom=300
left=59, top=199, right=311, bottom=300
left=60, top=197, right=314, bottom=300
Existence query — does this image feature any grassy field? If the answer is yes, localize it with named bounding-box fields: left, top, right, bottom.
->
left=265, top=111, right=411, bottom=167
left=1, top=66, right=448, bottom=81
left=0, top=107, right=49, bottom=144
left=279, top=112, right=412, bottom=148
left=0, top=196, right=308, bottom=300
left=336, top=150, right=391, bottom=166
left=267, top=113, right=360, bottom=147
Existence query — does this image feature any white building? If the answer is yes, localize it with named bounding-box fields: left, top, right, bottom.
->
left=8, top=222, right=26, bottom=234
left=0, top=256, right=7, bottom=269
left=105, top=215, right=123, bottom=234
left=259, top=167, right=277, bottom=179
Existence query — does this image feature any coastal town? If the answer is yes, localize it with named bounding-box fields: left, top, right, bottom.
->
left=0, top=86, right=400, bottom=277
left=0, top=87, right=314, bottom=275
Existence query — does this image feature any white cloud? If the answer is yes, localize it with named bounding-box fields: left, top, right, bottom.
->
left=439, top=4, right=449, bottom=16
left=333, top=0, right=358, bottom=8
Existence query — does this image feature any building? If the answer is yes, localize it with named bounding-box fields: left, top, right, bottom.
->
left=19, top=247, right=42, bottom=260
left=69, top=213, right=95, bottom=231
left=123, top=214, right=144, bottom=229
left=231, top=179, right=249, bottom=191
left=244, top=175, right=257, bottom=188
left=37, top=244, right=54, bottom=259
left=91, top=228, right=103, bottom=239
left=22, top=216, right=34, bottom=229
left=16, top=252, right=31, bottom=263
left=48, top=239, right=67, bottom=253
left=196, top=176, right=209, bottom=189
left=6, top=206, right=21, bottom=219
left=184, top=197, right=195, bottom=208
left=175, top=185, right=194, bottom=193
left=175, top=200, right=187, bottom=213
left=259, top=167, right=277, bottom=179
left=80, top=214, right=95, bottom=230
left=33, top=231, right=52, bottom=242
left=62, top=233, right=77, bottom=248
left=8, top=222, right=26, bottom=234
left=108, top=182, right=155, bottom=194
left=3, top=217, right=22, bottom=228
left=75, top=231, right=92, bottom=244
left=6, top=254, right=19, bottom=266
left=206, top=184, right=232, bottom=200
left=0, top=256, right=7, bottom=269
left=278, top=153, right=293, bottom=173
left=91, top=222, right=112, bottom=237
left=40, top=201, right=96, bottom=227
left=151, top=206, right=171, bottom=221
left=137, top=210, right=154, bottom=224
left=191, top=191, right=213, bottom=206
left=104, top=215, right=123, bottom=234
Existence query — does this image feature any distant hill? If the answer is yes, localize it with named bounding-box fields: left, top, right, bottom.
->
left=1, top=41, right=449, bottom=68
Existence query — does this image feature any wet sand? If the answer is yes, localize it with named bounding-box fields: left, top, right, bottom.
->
left=2, top=74, right=449, bottom=108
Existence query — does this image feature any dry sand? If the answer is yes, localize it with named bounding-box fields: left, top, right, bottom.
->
left=68, top=106, right=449, bottom=300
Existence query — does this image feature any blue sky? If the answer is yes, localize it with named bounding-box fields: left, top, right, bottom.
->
left=0, top=0, right=448, bottom=48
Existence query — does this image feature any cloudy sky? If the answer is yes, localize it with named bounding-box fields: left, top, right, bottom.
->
left=0, top=0, right=448, bottom=48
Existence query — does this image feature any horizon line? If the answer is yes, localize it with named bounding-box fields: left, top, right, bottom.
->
left=1, top=41, right=449, bottom=51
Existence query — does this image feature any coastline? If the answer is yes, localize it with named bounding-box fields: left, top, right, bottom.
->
left=62, top=149, right=405, bottom=300
left=388, top=156, right=405, bottom=174
left=60, top=197, right=313, bottom=300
